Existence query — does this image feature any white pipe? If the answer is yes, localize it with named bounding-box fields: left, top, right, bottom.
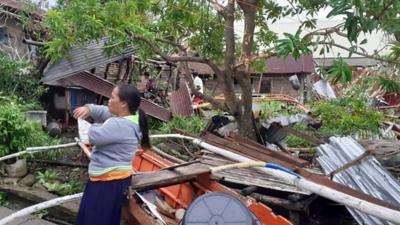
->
left=0, top=193, right=83, bottom=225
left=0, top=142, right=78, bottom=162
left=150, top=134, right=195, bottom=140
left=152, top=134, right=400, bottom=224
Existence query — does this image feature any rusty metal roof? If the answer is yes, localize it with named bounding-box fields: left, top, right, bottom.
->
left=59, top=71, right=172, bottom=122
left=43, top=37, right=136, bottom=84
left=169, top=82, right=193, bottom=117
left=266, top=55, right=314, bottom=74
left=188, top=62, right=214, bottom=75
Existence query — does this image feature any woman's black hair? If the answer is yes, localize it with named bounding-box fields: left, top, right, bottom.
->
left=117, top=84, right=151, bottom=149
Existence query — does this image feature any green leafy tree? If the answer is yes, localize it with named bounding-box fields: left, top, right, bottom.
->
left=42, top=0, right=400, bottom=138
left=0, top=97, right=58, bottom=157
left=0, top=54, right=47, bottom=106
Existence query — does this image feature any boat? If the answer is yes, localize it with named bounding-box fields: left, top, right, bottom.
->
left=123, top=148, right=293, bottom=225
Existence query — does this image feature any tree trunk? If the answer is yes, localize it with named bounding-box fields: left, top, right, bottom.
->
left=222, top=0, right=240, bottom=126
left=235, top=0, right=259, bottom=139
left=236, top=71, right=254, bottom=138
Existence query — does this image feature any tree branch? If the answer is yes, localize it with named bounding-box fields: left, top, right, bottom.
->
left=304, top=23, right=344, bottom=39
left=234, top=51, right=276, bottom=68
left=155, top=38, right=186, bottom=51
left=208, top=0, right=228, bottom=17
left=316, top=41, right=398, bottom=65
left=129, top=32, right=223, bottom=76
left=127, top=32, right=226, bottom=110
left=372, top=0, right=395, bottom=20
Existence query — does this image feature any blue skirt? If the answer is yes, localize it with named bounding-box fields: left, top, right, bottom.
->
left=75, top=176, right=131, bottom=225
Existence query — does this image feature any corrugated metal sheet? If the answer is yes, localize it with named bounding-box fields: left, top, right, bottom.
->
left=196, top=132, right=400, bottom=209
left=64, top=71, right=172, bottom=122
left=266, top=55, right=314, bottom=74
left=316, top=137, right=400, bottom=225
left=139, top=99, right=172, bottom=122
left=200, top=153, right=309, bottom=194
left=169, top=82, right=193, bottom=117
left=43, top=37, right=136, bottom=84
left=68, top=71, right=114, bottom=98
left=315, top=57, right=379, bottom=67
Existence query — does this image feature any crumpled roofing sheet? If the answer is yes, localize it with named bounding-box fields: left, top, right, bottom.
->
left=316, top=136, right=400, bottom=225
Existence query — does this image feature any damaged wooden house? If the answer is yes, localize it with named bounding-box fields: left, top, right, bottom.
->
left=41, top=37, right=175, bottom=133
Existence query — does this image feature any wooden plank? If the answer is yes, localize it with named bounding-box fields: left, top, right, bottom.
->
left=130, top=162, right=210, bottom=192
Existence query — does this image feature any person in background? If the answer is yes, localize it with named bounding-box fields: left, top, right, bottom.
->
left=73, top=84, right=150, bottom=225
left=193, top=71, right=204, bottom=94
left=192, top=71, right=204, bottom=105
left=144, top=71, right=156, bottom=93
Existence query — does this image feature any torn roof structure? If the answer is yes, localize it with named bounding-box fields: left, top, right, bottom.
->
left=43, top=37, right=136, bottom=84
left=42, top=37, right=172, bottom=122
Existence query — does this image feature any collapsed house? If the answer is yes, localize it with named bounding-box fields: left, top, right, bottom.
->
left=0, top=0, right=42, bottom=59
left=41, top=37, right=175, bottom=131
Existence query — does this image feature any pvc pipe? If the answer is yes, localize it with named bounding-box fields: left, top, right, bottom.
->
left=0, top=193, right=83, bottom=225
left=151, top=134, right=400, bottom=224
left=0, top=142, right=78, bottom=162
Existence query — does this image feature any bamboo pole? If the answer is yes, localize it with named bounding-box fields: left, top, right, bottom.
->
left=74, top=138, right=91, bottom=158
left=0, top=193, right=83, bottom=225
left=0, top=142, right=78, bottom=162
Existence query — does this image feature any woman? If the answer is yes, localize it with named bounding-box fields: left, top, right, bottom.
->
left=73, top=84, right=150, bottom=225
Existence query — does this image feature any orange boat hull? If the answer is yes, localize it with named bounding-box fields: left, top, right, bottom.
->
left=129, top=149, right=292, bottom=225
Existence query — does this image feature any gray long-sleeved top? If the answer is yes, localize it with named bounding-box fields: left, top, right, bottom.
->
left=85, top=104, right=141, bottom=179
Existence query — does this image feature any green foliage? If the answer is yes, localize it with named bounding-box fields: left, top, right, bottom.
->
left=0, top=192, right=9, bottom=206
left=260, top=101, right=302, bottom=119
left=327, top=0, right=400, bottom=42
left=37, top=170, right=59, bottom=184
left=286, top=135, right=316, bottom=148
left=44, top=181, right=81, bottom=196
left=0, top=97, right=59, bottom=157
left=276, top=29, right=312, bottom=59
left=37, top=170, right=81, bottom=196
left=0, top=54, right=47, bottom=105
left=344, top=73, right=400, bottom=101
left=285, top=124, right=316, bottom=148
left=388, top=43, right=400, bottom=60
left=377, top=76, right=400, bottom=93
left=157, top=116, right=207, bottom=136
left=45, top=0, right=225, bottom=62
left=250, top=59, right=266, bottom=73
left=328, top=58, right=353, bottom=85
left=311, top=97, right=384, bottom=136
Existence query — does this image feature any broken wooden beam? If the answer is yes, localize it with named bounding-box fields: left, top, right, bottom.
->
left=130, top=162, right=210, bottom=192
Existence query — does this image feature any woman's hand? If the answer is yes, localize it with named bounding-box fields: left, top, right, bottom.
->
left=73, top=106, right=90, bottom=119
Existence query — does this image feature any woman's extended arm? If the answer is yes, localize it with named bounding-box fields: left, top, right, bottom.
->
left=73, top=104, right=114, bottom=123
